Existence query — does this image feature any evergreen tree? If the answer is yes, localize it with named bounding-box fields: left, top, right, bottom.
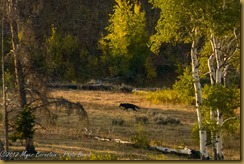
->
left=10, top=107, right=37, bottom=154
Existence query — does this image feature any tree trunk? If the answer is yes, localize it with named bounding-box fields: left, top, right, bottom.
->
left=25, top=138, right=37, bottom=154
left=7, top=1, right=36, bottom=154
left=208, top=54, right=216, bottom=85
left=223, top=65, right=229, bottom=87
left=209, top=37, right=217, bottom=160
left=0, top=141, right=5, bottom=160
left=216, top=109, right=224, bottom=160
left=2, top=15, right=9, bottom=153
left=210, top=34, right=224, bottom=160
left=9, top=19, right=27, bottom=108
left=191, top=35, right=209, bottom=160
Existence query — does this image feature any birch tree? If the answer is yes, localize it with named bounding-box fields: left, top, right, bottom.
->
left=148, top=0, right=209, bottom=159
left=149, top=0, right=240, bottom=160
left=202, top=0, right=240, bottom=159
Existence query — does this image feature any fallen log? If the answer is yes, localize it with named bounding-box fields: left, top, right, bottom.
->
left=149, top=146, right=201, bottom=159
left=113, top=139, right=132, bottom=144
left=83, top=129, right=200, bottom=159
left=83, top=130, right=132, bottom=144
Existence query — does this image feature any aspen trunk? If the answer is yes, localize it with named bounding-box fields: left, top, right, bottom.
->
left=216, top=109, right=224, bottom=160
left=210, top=34, right=224, bottom=160
left=208, top=54, right=216, bottom=85
left=191, top=37, right=209, bottom=160
left=223, top=65, right=229, bottom=87
left=209, top=37, right=217, bottom=160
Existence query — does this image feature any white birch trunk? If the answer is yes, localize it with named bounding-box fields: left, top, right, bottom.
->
left=191, top=37, right=209, bottom=160
left=209, top=36, right=217, bottom=159
left=215, top=44, right=224, bottom=160
left=210, top=34, right=224, bottom=160
left=216, top=109, right=224, bottom=159
left=223, top=65, right=229, bottom=87
left=208, top=54, right=216, bottom=85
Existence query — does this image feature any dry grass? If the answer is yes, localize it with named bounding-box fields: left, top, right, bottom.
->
left=0, top=89, right=240, bottom=160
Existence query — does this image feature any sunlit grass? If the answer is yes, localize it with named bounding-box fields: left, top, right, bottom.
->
left=0, top=89, right=240, bottom=160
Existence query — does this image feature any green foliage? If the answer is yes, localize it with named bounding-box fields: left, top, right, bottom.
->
left=202, top=84, right=240, bottom=116
left=192, top=116, right=240, bottom=144
left=192, top=84, right=240, bottom=142
left=191, top=122, right=211, bottom=145
left=148, top=0, right=205, bottom=54
left=145, top=57, right=157, bottom=79
left=173, top=66, right=195, bottom=105
left=131, top=122, right=150, bottom=149
left=134, top=89, right=180, bottom=104
left=134, top=87, right=193, bottom=105
left=5, top=70, right=15, bottom=90
left=98, top=0, right=150, bottom=79
left=46, top=25, right=99, bottom=82
left=46, top=25, right=77, bottom=81
left=10, top=107, right=36, bottom=143
left=135, top=66, right=195, bottom=105
left=222, top=118, right=240, bottom=137
left=203, top=0, right=240, bottom=36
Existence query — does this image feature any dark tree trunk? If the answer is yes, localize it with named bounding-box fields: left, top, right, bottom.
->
left=25, top=138, right=37, bottom=154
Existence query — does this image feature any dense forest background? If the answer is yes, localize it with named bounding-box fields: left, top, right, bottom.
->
left=0, top=0, right=199, bottom=88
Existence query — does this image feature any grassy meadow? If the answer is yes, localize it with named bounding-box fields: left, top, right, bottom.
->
left=0, top=89, right=240, bottom=160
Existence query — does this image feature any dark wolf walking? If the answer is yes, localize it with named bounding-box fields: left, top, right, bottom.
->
left=119, top=103, right=140, bottom=111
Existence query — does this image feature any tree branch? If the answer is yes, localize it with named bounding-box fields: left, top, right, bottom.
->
left=221, top=117, right=237, bottom=126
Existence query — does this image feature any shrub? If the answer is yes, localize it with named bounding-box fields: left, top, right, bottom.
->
left=134, top=89, right=180, bottom=104
left=135, top=67, right=195, bottom=105
left=131, top=123, right=150, bottom=149
left=173, top=66, right=195, bottom=105
left=111, top=118, right=125, bottom=126
left=152, top=113, right=180, bottom=125
left=133, top=87, right=193, bottom=105
left=135, top=115, right=149, bottom=125
left=200, top=84, right=240, bottom=139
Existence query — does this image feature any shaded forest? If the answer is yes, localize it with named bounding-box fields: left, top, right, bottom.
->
left=1, top=0, right=194, bottom=87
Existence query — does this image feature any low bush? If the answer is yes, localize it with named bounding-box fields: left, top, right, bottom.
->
left=152, top=114, right=180, bottom=125
left=135, top=115, right=149, bottom=125
left=111, top=118, right=125, bottom=126
left=134, top=88, right=193, bottom=105
left=131, top=123, right=150, bottom=149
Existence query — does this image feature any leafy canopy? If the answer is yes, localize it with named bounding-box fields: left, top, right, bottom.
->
left=148, top=0, right=207, bottom=54
left=98, top=0, right=149, bottom=77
